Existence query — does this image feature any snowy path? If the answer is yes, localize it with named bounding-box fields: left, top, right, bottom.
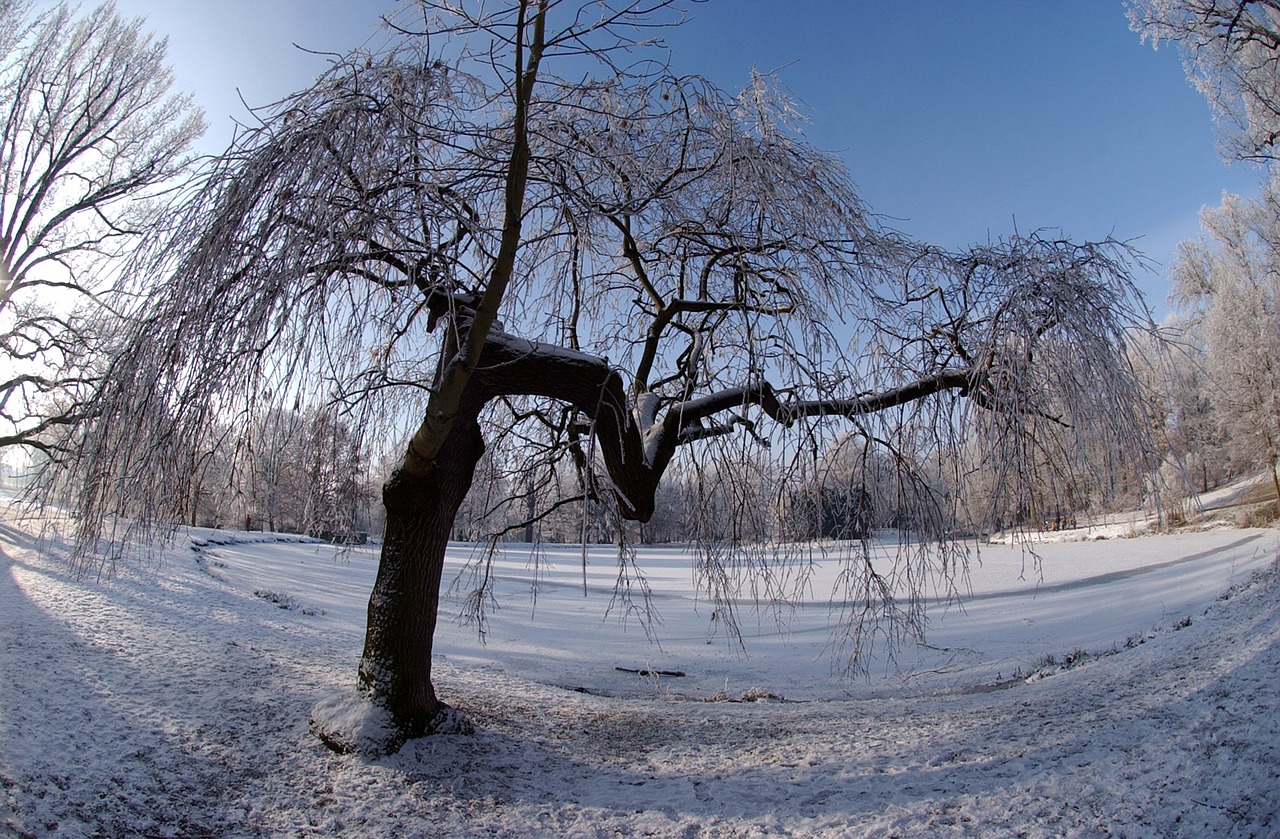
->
left=2, top=514, right=1279, bottom=837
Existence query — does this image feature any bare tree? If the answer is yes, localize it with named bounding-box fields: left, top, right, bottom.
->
left=297, top=408, right=375, bottom=540
left=65, top=1, right=1157, bottom=754
left=1150, top=322, right=1232, bottom=496
left=242, top=407, right=307, bottom=533
left=0, top=0, right=202, bottom=455
left=238, top=405, right=373, bottom=536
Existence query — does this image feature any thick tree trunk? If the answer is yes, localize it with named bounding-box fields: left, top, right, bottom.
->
left=356, top=414, right=485, bottom=737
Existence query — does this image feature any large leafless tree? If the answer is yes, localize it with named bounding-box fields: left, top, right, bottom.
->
left=0, top=0, right=203, bottom=455
left=66, top=1, right=1157, bottom=754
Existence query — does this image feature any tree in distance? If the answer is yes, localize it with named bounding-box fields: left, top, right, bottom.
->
left=64, top=1, right=1158, bottom=755
left=1170, top=192, right=1280, bottom=502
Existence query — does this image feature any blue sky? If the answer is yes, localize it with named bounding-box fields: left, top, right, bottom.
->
left=113, top=0, right=1262, bottom=312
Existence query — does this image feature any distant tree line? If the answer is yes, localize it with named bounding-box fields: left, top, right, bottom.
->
left=182, top=406, right=379, bottom=542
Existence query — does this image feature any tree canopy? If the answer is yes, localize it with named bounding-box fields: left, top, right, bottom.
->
left=1130, top=0, right=1280, bottom=164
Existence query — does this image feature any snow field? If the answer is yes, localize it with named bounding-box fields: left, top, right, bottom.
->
left=2, top=511, right=1279, bottom=837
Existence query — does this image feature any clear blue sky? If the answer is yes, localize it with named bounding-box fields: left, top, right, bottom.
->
left=113, top=0, right=1263, bottom=312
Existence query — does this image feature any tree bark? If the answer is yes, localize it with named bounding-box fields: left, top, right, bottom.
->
left=357, top=410, right=485, bottom=736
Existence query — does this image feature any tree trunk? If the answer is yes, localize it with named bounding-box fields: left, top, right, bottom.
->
left=356, top=414, right=486, bottom=737
left=340, top=329, right=810, bottom=748
left=1271, top=456, right=1280, bottom=510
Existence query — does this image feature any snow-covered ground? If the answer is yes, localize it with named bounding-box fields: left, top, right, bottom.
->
left=2, top=507, right=1279, bottom=837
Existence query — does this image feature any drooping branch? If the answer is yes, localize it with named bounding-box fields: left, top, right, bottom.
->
left=632, top=297, right=795, bottom=395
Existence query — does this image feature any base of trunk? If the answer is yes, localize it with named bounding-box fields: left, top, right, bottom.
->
left=309, top=688, right=473, bottom=757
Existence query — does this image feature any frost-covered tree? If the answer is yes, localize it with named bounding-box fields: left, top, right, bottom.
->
left=1129, top=0, right=1280, bottom=500
left=65, top=1, right=1157, bottom=754
left=0, top=0, right=203, bottom=454
left=1142, top=321, right=1231, bottom=496
left=1171, top=190, right=1280, bottom=499
left=239, top=406, right=373, bottom=537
